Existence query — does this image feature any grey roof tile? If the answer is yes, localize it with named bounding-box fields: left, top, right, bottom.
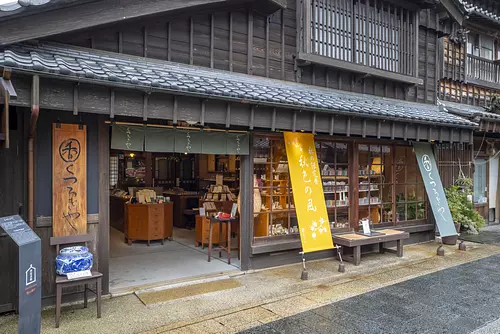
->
left=458, top=0, right=500, bottom=24
left=0, top=42, right=477, bottom=127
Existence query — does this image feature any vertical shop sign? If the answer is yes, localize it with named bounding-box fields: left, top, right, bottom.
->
left=52, top=123, right=87, bottom=237
left=413, top=142, right=457, bottom=237
left=284, top=132, right=334, bottom=253
left=0, top=215, right=41, bottom=334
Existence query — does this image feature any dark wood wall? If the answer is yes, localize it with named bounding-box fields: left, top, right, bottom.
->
left=46, top=0, right=444, bottom=105
left=0, top=107, right=27, bottom=313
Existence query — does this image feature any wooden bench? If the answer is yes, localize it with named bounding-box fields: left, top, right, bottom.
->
left=50, top=234, right=102, bottom=328
left=332, top=229, right=410, bottom=266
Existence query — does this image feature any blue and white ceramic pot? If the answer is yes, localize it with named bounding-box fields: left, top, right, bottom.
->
left=55, top=246, right=93, bottom=276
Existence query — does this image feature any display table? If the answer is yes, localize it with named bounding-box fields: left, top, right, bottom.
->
left=195, top=215, right=226, bottom=248
left=332, top=229, right=409, bottom=266
left=124, top=202, right=174, bottom=246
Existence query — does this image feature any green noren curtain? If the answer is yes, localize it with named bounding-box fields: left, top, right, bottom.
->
left=201, top=131, right=227, bottom=154
left=144, top=127, right=175, bottom=152
left=174, top=129, right=203, bottom=154
left=226, top=132, right=249, bottom=155
left=111, top=124, right=145, bottom=151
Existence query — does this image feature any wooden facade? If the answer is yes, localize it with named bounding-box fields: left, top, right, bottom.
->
left=0, top=0, right=488, bottom=309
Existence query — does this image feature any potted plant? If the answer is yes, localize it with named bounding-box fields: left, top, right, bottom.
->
left=444, top=178, right=485, bottom=244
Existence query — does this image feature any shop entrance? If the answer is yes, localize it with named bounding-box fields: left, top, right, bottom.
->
left=108, top=125, right=246, bottom=293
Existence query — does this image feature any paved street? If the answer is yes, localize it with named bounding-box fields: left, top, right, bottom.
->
left=241, top=253, right=500, bottom=334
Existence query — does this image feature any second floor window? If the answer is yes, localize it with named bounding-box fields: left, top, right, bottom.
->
left=310, top=0, right=417, bottom=76
left=467, top=34, right=498, bottom=61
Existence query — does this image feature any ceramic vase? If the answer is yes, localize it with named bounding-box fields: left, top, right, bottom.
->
left=55, top=246, right=93, bottom=276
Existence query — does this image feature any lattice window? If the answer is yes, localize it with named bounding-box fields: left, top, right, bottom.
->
left=308, top=0, right=416, bottom=76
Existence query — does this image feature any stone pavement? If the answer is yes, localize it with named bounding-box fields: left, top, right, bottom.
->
left=241, top=253, right=500, bottom=334
left=460, top=224, right=500, bottom=245
left=1, top=241, right=499, bottom=334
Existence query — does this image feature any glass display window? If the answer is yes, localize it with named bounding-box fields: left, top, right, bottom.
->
left=395, top=146, right=427, bottom=222
left=252, top=135, right=430, bottom=243
left=253, top=136, right=298, bottom=238
left=358, top=144, right=393, bottom=225
left=317, top=141, right=350, bottom=230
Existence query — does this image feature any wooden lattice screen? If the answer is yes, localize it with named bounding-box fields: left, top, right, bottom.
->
left=306, top=0, right=417, bottom=76
left=436, top=143, right=473, bottom=188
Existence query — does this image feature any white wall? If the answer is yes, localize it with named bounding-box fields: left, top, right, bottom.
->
left=489, top=157, right=499, bottom=209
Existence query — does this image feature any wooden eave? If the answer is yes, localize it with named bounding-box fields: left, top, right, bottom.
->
left=297, top=52, right=423, bottom=86
left=439, top=0, right=466, bottom=26
left=0, top=0, right=285, bottom=46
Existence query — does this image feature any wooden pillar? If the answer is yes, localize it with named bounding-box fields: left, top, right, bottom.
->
left=145, top=152, right=153, bottom=186
left=28, top=75, right=39, bottom=229
left=349, top=142, right=359, bottom=230
left=98, top=116, right=110, bottom=295
left=239, top=143, right=253, bottom=271
left=496, top=158, right=500, bottom=223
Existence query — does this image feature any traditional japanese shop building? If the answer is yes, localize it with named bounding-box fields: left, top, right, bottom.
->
left=438, top=0, right=500, bottom=222
left=0, top=0, right=479, bottom=308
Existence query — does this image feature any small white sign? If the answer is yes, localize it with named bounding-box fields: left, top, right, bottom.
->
left=231, top=203, right=238, bottom=218
left=361, top=219, right=371, bottom=235
left=199, top=207, right=206, bottom=217
left=67, top=270, right=92, bottom=280
left=25, top=264, right=36, bottom=286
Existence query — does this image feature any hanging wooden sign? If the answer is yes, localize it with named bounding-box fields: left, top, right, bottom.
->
left=52, top=123, right=87, bottom=237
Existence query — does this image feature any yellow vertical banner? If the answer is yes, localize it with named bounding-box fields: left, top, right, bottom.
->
left=284, top=132, right=334, bottom=253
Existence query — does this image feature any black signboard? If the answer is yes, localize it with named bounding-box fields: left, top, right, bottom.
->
left=0, top=215, right=41, bottom=334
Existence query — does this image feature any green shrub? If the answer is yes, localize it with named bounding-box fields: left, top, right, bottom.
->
left=445, top=185, right=485, bottom=231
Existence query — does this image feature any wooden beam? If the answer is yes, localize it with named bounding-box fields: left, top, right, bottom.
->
left=247, top=9, right=253, bottom=75
left=143, top=26, right=148, bottom=58
left=311, top=112, right=316, bottom=135
left=362, top=119, right=367, bottom=138
left=73, top=85, right=79, bottom=116
left=249, top=105, right=255, bottom=130
left=391, top=121, right=395, bottom=140
left=210, top=14, right=215, bottom=69
left=167, top=22, right=172, bottom=61
left=0, top=0, right=235, bottom=46
left=280, top=9, right=285, bottom=80
left=173, top=95, right=178, bottom=124
left=200, top=99, right=206, bottom=126
left=110, top=89, right=115, bottom=119
left=229, top=12, right=234, bottom=72
left=377, top=121, right=381, bottom=139
left=347, top=117, right=351, bottom=137
left=143, top=93, right=148, bottom=121
left=239, top=152, right=253, bottom=270
left=329, top=115, right=335, bottom=135
left=292, top=111, right=297, bottom=132
left=98, top=115, right=110, bottom=295
left=271, top=108, right=276, bottom=131
left=189, top=17, right=194, bottom=65
left=226, top=103, right=231, bottom=128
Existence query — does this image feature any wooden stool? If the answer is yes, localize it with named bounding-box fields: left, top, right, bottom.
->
left=208, top=217, right=238, bottom=264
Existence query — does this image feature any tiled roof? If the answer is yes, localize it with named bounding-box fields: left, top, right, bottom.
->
left=458, top=0, right=500, bottom=24
left=0, top=0, right=52, bottom=12
left=0, top=42, right=476, bottom=127
left=438, top=99, right=500, bottom=121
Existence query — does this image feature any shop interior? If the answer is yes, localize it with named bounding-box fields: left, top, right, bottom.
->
left=109, top=149, right=241, bottom=292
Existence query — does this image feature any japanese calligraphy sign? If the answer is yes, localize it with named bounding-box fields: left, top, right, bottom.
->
left=413, top=142, right=457, bottom=237
left=52, top=123, right=87, bottom=237
left=284, top=132, right=334, bottom=253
